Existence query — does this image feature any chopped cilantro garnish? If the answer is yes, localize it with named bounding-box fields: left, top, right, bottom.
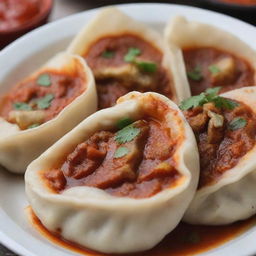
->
left=36, top=94, right=54, bottom=110
left=117, top=117, right=133, bottom=129
left=136, top=61, right=157, bottom=73
left=180, top=87, right=238, bottom=111
left=124, top=47, right=141, bottom=62
left=114, top=146, right=129, bottom=158
left=102, top=50, right=115, bottom=59
left=13, top=102, right=32, bottom=111
left=37, top=74, right=51, bottom=87
left=228, top=117, right=247, bottom=131
left=115, top=124, right=140, bottom=144
left=187, top=66, right=203, bottom=81
left=28, top=123, right=40, bottom=129
left=179, top=93, right=206, bottom=111
left=208, top=65, right=221, bottom=75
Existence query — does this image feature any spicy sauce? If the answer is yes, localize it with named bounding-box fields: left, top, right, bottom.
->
left=84, top=34, right=173, bottom=109
left=0, top=0, right=41, bottom=31
left=183, top=47, right=254, bottom=96
left=0, top=70, right=85, bottom=129
left=220, top=0, right=256, bottom=5
left=44, top=118, right=180, bottom=199
left=27, top=207, right=256, bottom=256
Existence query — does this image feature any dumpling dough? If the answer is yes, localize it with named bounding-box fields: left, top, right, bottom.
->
left=25, top=92, right=199, bottom=254
left=184, top=86, right=256, bottom=225
left=164, top=16, right=256, bottom=96
left=68, top=7, right=190, bottom=103
left=0, top=52, right=97, bottom=173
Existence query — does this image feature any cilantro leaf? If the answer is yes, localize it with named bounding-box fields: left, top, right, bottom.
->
left=221, top=99, right=239, bottom=110
left=115, top=124, right=140, bottom=144
left=102, top=50, right=115, bottom=59
left=135, top=61, right=157, bottom=73
left=114, top=147, right=129, bottom=158
left=228, top=117, right=247, bottom=131
left=13, top=102, right=32, bottom=111
left=28, top=123, right=40, bottom=129
left=179, top=93, right=207, bottom=110
left=37, top=74, right=51, bottom=87
left=36, top=94, right=54, bottom=110
left=117, top=117, right=133, bottom=129
left=187, top=66, right=203, bottom=81
left=205, top=87, right=221, bottom=96
left=124, top=47, right=141, bottom=62
left=208, top=65, right=221, bottom=75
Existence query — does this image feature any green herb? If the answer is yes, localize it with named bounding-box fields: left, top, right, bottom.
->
left=102, top=50, right=115, bottom=59
left=208, top=65, right=221, bottom=75
left=114, top=146, right=129, bottom=158
left=28, top=123, right=40, bottom=129
left=179, top=93, right=206, bottom=111
left=37, top=74, right=51, bottom=87
left=36, top=94, right=54, bottom=110
left=136, top=61, right=157, bottom=73
left=187, top=66, right=203, bottom=81
left=228, top=117, right=247, bottom=131
left=180, top=87, right=238, bottom=111
left=185, top=232, right=201, bottom=244
left=124, top=47, right=141, bottom=62
left=115, top=124, right=140, bottom=144
left=117, top=117, right=133, bottom=129
left=13, top=102, right=32, bottom=111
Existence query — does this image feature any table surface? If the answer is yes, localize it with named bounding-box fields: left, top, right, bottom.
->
left=0, top=0, right=255, bottom=255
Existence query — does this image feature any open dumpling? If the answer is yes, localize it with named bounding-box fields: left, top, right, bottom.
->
left=164, top=16, right=256, bottom=96
left=0, top=52, right=97, bottom=173
left=68, top=7, right=190, bottom=109
left=25, top=92, right=199, bottom=253
left=181, top=86, right=256, bottom=225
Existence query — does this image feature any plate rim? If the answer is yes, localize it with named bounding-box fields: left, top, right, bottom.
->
left=0, top=3, right=256, bottom=256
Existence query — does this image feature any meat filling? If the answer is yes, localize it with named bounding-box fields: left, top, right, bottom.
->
left=45, top=118, right=180, bottom=198
left=184, top=100, right=256, bottom=188
left=84, top=34, right=173, bottom=109
left=183, top=47, right=254, bottom=96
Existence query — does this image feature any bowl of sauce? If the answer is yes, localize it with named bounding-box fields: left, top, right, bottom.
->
left=0, top=0, right=53, bottom=49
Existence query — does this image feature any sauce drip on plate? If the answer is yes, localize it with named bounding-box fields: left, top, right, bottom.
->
left=27, top=207, right=256, bottom=256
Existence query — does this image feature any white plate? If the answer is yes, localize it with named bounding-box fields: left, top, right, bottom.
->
left=0, top=3, right=255, bottom=256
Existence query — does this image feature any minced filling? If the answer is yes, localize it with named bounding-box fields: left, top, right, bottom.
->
left=45, top=118, right=180, bottom=198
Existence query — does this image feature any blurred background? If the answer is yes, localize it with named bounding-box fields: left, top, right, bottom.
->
left=0, top=0, right=255, bottom=255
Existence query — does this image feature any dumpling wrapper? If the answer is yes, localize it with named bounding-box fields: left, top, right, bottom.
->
left=0, top=52, right=97, bottom=173
left=184, top=86, right=256, bottom=225
left=164, top=16, right=256, bottom=96
left=25, top=92, right=199, bottom=254
left=67, top=7, right=190, bottom=103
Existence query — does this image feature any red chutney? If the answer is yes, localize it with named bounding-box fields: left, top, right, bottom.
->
left=28, top=207, right=256, bottom=256
left=84, top=34, right=173, bottom=109
left=220, top=0, right=256, bottom=5
left=183, top=47, right=255, bottom=96
left=44, top=118, right=181, bottom=199
left=0, top=70, right=85, bottom=129
left=184, top=100, right=256, bottom=188
left=0, top=0, right=41, bottom=31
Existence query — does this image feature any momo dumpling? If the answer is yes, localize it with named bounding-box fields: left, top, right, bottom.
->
left=68, top=7, right=190, bottom=109
left=181, top=86, right=256, bottom=225
left=25, top=92, right=199, bottom=254
left=0, top=52, right=97, bottom=173
left=164, top=16, right=256, bottom=96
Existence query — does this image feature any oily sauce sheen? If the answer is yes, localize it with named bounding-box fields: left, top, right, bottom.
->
left=184, top=100, right=256, bottom=188
left=84, top=34, right=173, bottom=109
left=28, top=207, right=256, bottom=256
left=44, top=118, right=180, bottom=198
left=0, top=70, right=85, bottom=126
left=0, top=0, right=41, bottom=31
left=183, top=47, right=254, bottom=96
